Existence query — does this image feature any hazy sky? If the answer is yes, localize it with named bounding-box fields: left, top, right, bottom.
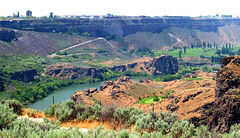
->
left=1, top=0, right=240, bottom=17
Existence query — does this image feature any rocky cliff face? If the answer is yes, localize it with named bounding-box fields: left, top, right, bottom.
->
left=44, top=55, right=178, bottom=79
left=1, top=18, right=240, bottom=37
left=71, top=76, right=136, bottom=106
left=70, top=71, right=216, bottom=121
left=110, top=55, right=178, bottom=75
left=0, top=28, right=17, bottom=42
left=44, top=63, right=104, bottom=80
left=197, top=56, right=240, bottom=133
left=144, top=55, right=178, bottom=75
left=11, top=69, right=37, bottom=82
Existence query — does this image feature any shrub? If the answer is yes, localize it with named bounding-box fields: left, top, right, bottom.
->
left=135, top=112, right=178, bottom=133
left=114, top=106, right=144, bottom=126
left=221, top=124, right=240, bottom=138
left=44, top=104, right=57, bottom=117
left=44, top=100, right=75, bottom=122
left=99, top=105, right=116, bottom=122
left=153, top=96, right=159, bottom=102
left=85, top=125, right=117, bottom=137
left=117, top=129, right=129, bottom=138
left=169, top=119, right=195, bottom=137
left=194, top=125, right=211, bottom=138
left=154, top=73, right=182, bottom=82
left=142, top=131, right=163, bottom=138
left=0, top=104, right=17, bottom=130
left=26, top=109, right=37, bottom=117
left=56, top=51, right=67, bottom=55
left=87, top=104, right=102, bottom=121
left=0, top=119, right=60, bottom=137
left=75, top=104, right=87, bottom=121
left=0, top=100, right=23, bottom=115
left=192, top=75, right=197, bottom=78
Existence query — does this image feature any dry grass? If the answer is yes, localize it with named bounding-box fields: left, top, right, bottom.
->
left=23, top=108, right=45, bottom=118
left=20, top=71, right=216, bottom=131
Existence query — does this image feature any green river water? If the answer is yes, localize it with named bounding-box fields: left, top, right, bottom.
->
left=29, top=76, right=158, bottom=111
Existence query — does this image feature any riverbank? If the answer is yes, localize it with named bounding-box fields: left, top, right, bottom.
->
left=29, top=75, right=158, bottom=110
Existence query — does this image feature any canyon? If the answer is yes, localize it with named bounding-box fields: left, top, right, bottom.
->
left=2, top=18, right=240, bottom=56
left=43, top=55, right=178, bottom=80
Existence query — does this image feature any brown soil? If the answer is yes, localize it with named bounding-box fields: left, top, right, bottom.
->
left=21, top=71, right=216, bottom=130
left=99, top=57, right=152, bottom=67
left=72, top=71, right=216, bottom=121
left=20, top=109, right=134, bottom=131
left=22, top=108, right=45, bottom=118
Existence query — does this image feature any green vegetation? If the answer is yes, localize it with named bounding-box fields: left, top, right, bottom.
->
left=138, top=96, right=163, bottom=104
left=155, top=48, right=217, bottom=58
left=0, top=54, right=150, bottom=106
left=0, top=103, right=17, bottom=130
left=3, top=76, right=99, bottom=106
left=138, top=91, right=172, bottom=104
left=135, top=46, right=154, bottom=57
left=56, top=51, right=67, bottom=55
left=0, top=54, right=47, bottom=73
left=26, top=10, right=32, bottom=17
left=0, top=100, right=23, bottom=115
left=156, top=46, right=240, bottom=65
left=101, top=68, right=148, bottom=80
left=0, top=54, right=96, bottom=105
left=154, top=73, right=183, bottom=82
left=184, top=77, right=203, bottom=81
left=0, top=100, right=239, bottom=137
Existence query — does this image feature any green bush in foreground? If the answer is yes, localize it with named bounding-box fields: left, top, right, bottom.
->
left=0, top=104, right=17, bottom=130
left=0, top=99, right=23, bottom=115
left=0, top=100, right=240, bottom=137
left=42, top=100, right=240, bottom=137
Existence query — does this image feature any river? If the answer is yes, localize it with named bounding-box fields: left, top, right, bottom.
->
left=29, top=76, right=158, bottom=111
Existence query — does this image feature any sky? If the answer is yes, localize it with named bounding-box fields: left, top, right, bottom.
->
left=1, top=0, right=240, bottom=17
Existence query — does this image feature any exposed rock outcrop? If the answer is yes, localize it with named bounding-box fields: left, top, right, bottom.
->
left=71, top=88, right=99, bottom=105
left=11, top=69, right=37, bottom=82
left=1, top=18, right=240, bottom=37
left=44, top=63, right=104, bottom=80
left=110, top=55, right=179, bottom=75
left=71, top=76, right=136, bottom=106
left=108, top=65, right=126, bottom=72
left=197, top=56, right=240, bottom=133
left=144, top=55, right=178, bottom=75
left=44, top=55, right=178, bottom=79
left=0, top=28, right=17, bottom=42
left=71, top=72, right=216, bottom=121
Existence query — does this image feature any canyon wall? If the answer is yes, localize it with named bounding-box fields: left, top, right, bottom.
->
left=195, top=56, right=240, bottom=133
left=44, top=55, right=178, bottom=79
left=11, top=69, right=37, bottom=82
left=1, top=18, right=240, bottom=37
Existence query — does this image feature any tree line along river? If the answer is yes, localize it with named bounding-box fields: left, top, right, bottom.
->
left=29, top=76, right=158, bottom=110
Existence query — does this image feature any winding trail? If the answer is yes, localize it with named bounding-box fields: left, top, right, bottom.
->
left=168, top=33, right=188, bottom=46
left=49, top=37, right=112, bottom=57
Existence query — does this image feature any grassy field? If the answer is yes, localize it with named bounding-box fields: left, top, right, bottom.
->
left=138, top=96, right=164, bottom=104
left=155, top=46, right=240, bottom=58
left=138, top=91, right=171, bottom=104
left=155, top=48, right=218, bottom=58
